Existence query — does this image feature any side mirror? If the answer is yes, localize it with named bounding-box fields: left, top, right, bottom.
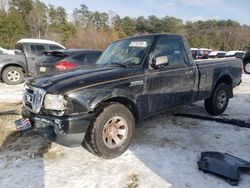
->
left=151, top=55, right=169, bottom=69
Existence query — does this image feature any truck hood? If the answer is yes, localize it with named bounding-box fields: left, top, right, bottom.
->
left=27, top=65, right=143, bottom=93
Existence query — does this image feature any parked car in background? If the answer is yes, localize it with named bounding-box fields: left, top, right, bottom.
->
left=0, top=47, right=16, bottom=55
left=191, top=48, right=198, bottom=59
left=191, top=48, right=211, bottom=59
left=243, top=51, right=250, bottom=74
left=209, top=51, right=227, bottom=58
left=0, top=39, right=65, bottom=85
left=36, top=49, right=102, bottom=76
left=225, top=51, right=245, bottom=58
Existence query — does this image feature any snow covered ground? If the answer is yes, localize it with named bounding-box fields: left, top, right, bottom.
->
left=0, top=83, right=24, bottom=103
left=0, top=75, right=250, bottom=188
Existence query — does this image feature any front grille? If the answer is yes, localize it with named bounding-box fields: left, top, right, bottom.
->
left=24, top=85, right=46, bottom=114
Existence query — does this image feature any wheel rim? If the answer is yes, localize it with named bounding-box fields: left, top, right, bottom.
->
left=102, top=116, right=128, bottom=149
left=216, top=90, right=227, bottom=109
left=245, top=63, right=250, bottom=72
left=7, top=70, right=21, bottom=82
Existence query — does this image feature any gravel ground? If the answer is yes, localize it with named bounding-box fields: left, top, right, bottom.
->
left=0, top=74, right=250, bottom=188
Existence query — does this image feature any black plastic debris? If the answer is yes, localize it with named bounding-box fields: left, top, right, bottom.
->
left=174, top=113, right=250, bottom=128
left=198, top=152, right=250, bottom=186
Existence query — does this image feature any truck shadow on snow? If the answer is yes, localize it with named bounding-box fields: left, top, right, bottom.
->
left=0, top=130, right=52, bottom=188
left=0, top=103, right=52, bottom=188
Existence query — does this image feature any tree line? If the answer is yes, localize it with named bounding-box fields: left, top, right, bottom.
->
left=0, top=0, right=250, bottom=51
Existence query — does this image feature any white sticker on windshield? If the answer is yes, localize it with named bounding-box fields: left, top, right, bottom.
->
left=129, top=41, right=148, bottom=47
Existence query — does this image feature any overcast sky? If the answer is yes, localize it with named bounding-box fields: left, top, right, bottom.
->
left=41, top=0, right=250, bottom=25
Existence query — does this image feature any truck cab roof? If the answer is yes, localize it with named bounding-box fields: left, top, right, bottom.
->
left=16, top=39, right=65, bottom=49
left=126, top=33, right=183, bottom=38
left=114, top=34, right=184, bottom=43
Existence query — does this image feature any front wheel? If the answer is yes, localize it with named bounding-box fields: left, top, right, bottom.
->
left=83, top=103, right=135, bottom=159
left=244, top=61, right=250, bottom=74
left=204, top=83, right=230, bottom=116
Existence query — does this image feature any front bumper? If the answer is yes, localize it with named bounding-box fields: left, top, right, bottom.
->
left=22, top=107, right=94, bottom=147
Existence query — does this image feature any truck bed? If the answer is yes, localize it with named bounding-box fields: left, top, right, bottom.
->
left=195, top=57, right=242, bottom=101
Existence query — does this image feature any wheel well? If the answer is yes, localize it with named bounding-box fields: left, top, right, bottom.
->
left=216, top=75, right=232, bottom=86
left=243, top=57, right=250, bottom=65
left=214, top=75, right=233, bottom=97
left=94, top=97, right=139, bottom=123
left=1, top=64, right=25, bottom=78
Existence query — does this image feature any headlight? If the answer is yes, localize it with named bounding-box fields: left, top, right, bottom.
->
left=44, top=94, right=67, bottom=111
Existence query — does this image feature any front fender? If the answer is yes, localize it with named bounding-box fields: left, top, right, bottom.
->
left=89, top=89, right=137, bottom=111
left=67, top=88, right=137, bottom=113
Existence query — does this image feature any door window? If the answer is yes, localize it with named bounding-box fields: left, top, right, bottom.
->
left=153, top=37, right=186, bottom=66
left=35, top=45, right=46, bottom=56
left=30, top=44, right=46, bottom=56
left=30, top=45, right=36, bottom=55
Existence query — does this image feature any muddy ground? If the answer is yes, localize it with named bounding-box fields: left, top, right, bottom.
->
left=0, top=103, right=22, bottom=147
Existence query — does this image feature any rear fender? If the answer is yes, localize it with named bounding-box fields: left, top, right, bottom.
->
left=212, top=72, right=233, bottom=98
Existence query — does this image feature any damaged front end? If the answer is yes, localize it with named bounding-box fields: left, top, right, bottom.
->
left=16, top=85, right=94, bottom=147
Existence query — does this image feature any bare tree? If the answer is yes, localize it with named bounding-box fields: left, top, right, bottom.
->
left=26, top=1, right=47, bottom=38
left=66, top=24, right=119, bottom=49
left=0, top=0, right=8, bottom=11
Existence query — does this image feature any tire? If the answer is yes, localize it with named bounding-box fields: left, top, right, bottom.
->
left=204, top=83, right=230, bottom=116
left=2, top=66, right=24, bottom=85
left=244, top=61, right=250, bottom=74
left=83, top=103, right=135, bottom=159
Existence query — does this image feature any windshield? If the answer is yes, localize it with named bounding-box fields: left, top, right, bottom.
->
left=97, top=37, right=153, bottom=66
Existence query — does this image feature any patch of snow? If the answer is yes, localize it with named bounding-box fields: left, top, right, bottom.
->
left=0, top=83, right=24, bottom=103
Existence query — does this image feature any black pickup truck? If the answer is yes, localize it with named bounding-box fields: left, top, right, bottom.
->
left=19, top=34, right=242, bottom=159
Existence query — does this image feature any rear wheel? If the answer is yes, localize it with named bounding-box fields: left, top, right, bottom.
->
left=2, top=66, right=24, bottom=85
left=204, top=83, right=230, bottom=116
left=244, top=61, right=250, bottom=74
left=83, top=103, right=135, bottom=159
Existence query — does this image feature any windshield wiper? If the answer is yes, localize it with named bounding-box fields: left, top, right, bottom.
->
left=109, top=62, right=128, bottom=68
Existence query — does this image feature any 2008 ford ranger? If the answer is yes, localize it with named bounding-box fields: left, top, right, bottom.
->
left=19, top=34, right=242, bottom=159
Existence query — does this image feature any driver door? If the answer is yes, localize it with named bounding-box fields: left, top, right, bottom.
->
left=26, top=44, right=46, bottom=76
left=145, top=36, right=196, bottom=114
